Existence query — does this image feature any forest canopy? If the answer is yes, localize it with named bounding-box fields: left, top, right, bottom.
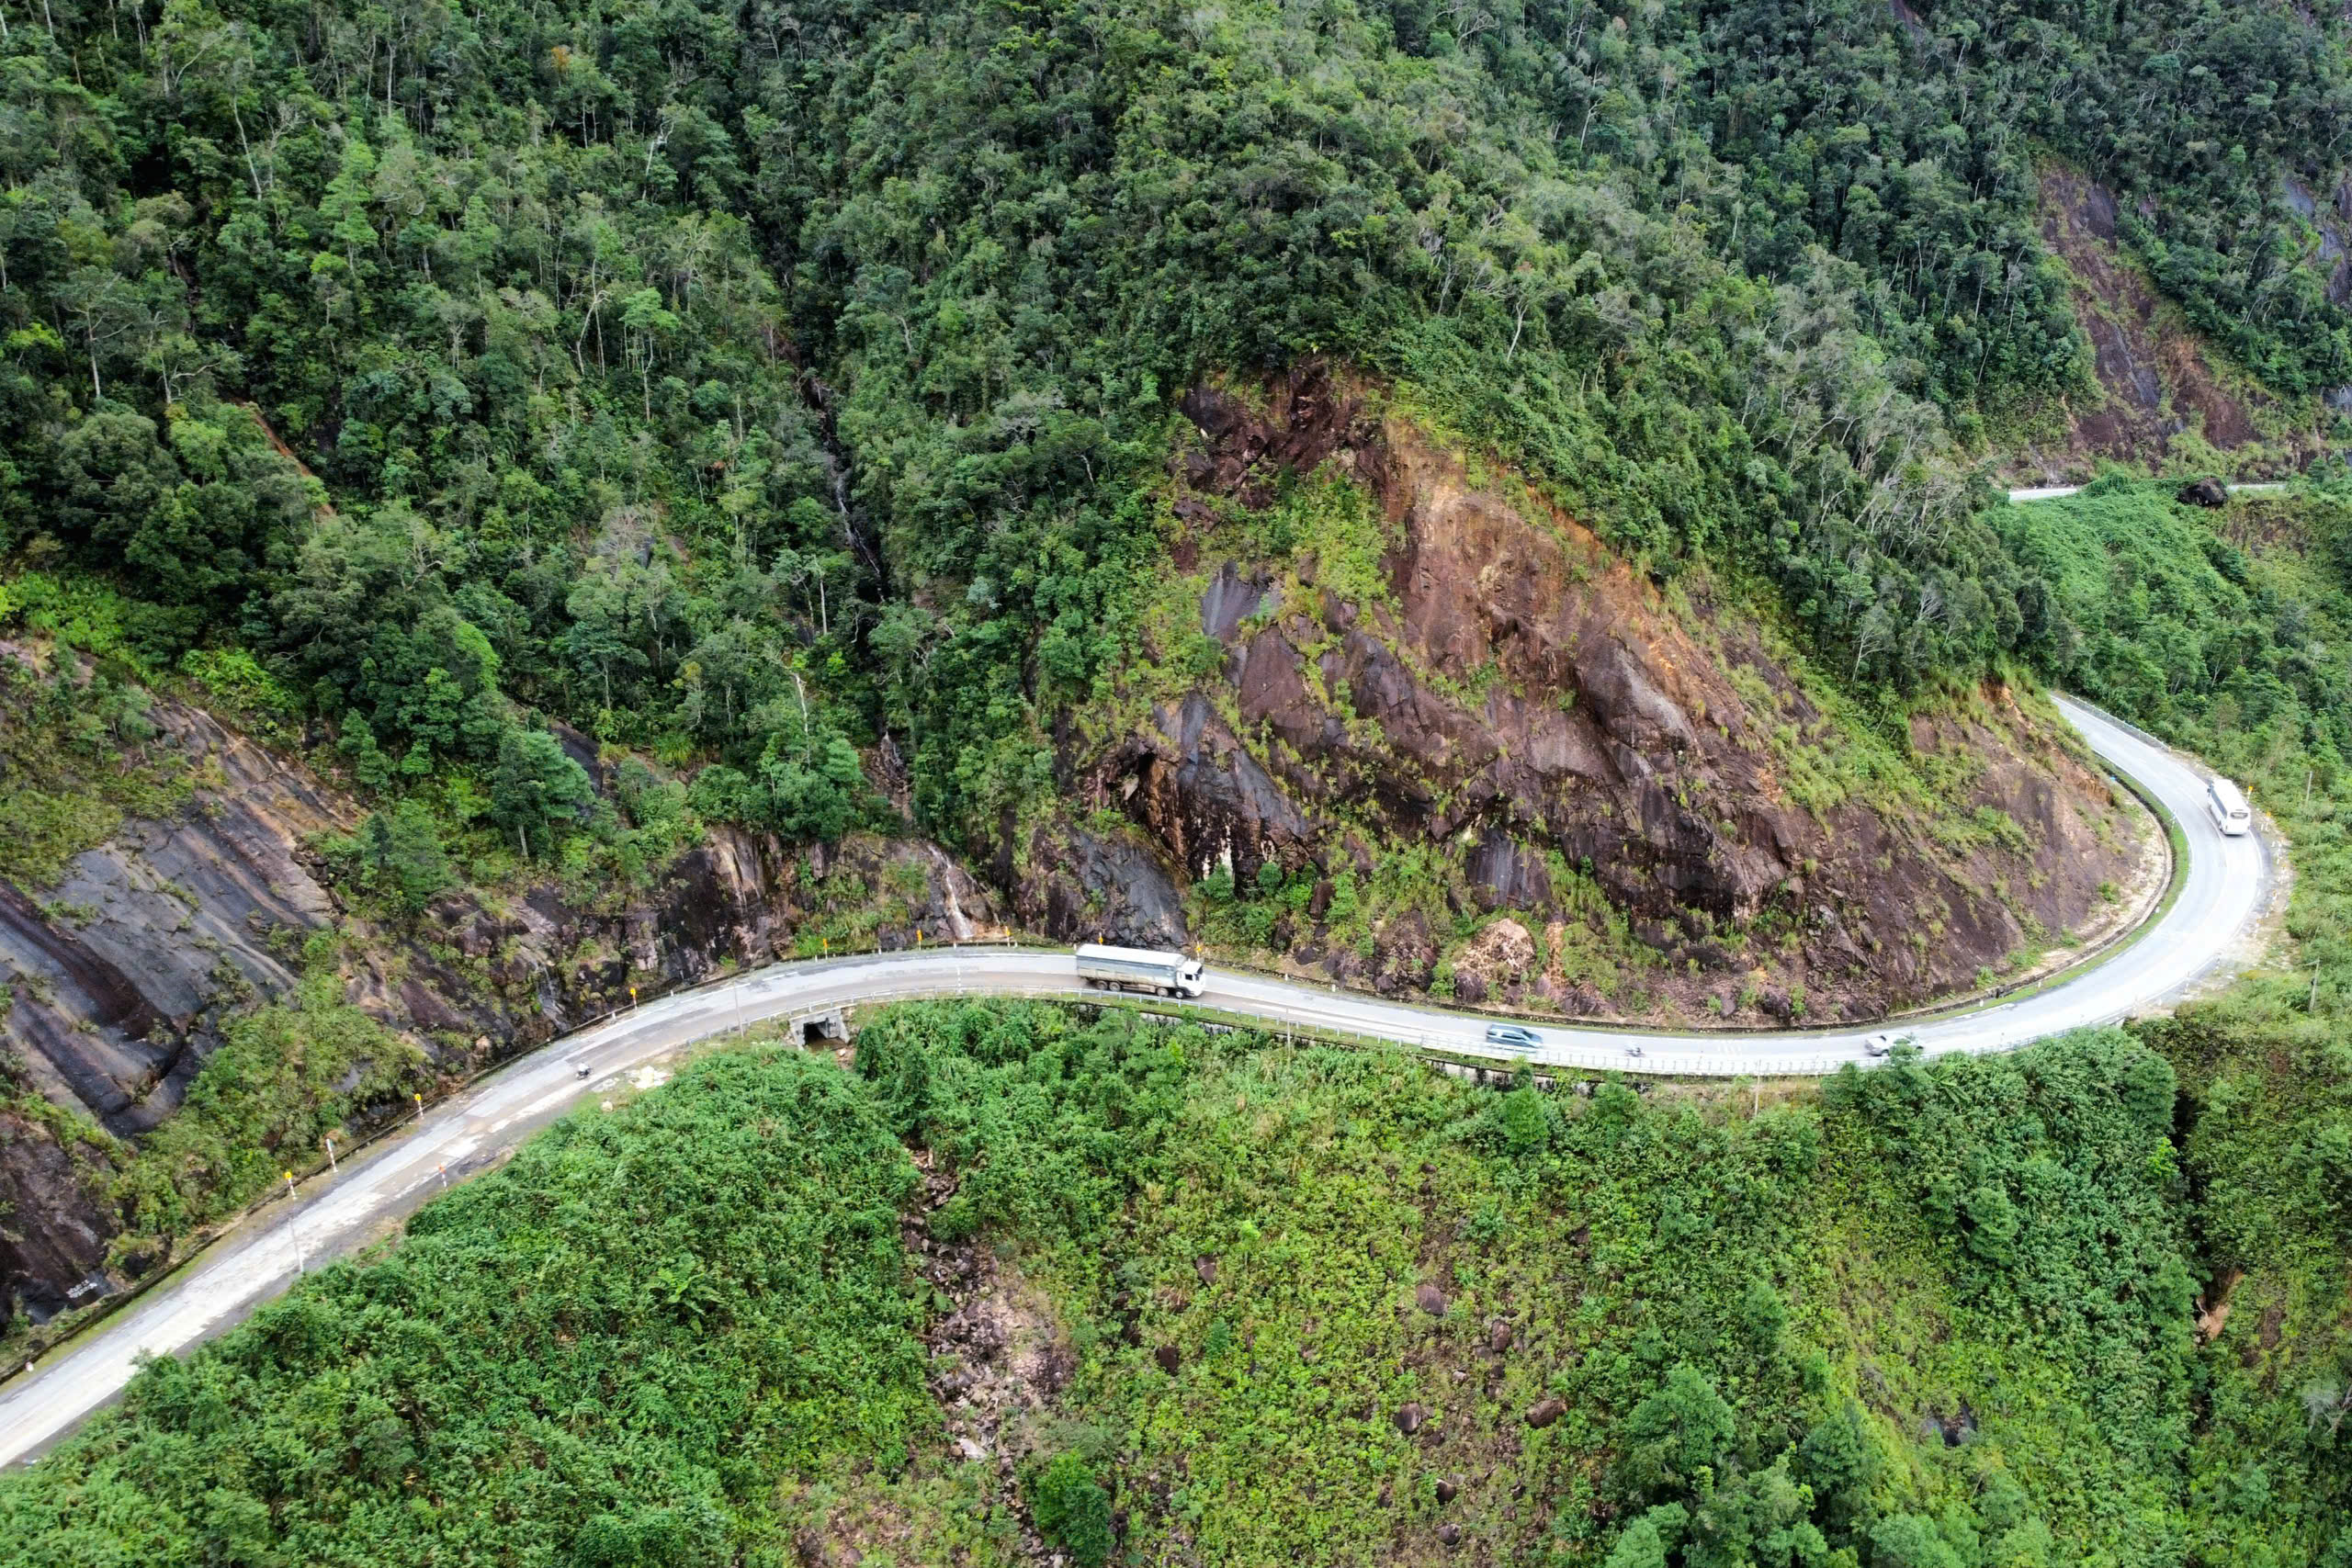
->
left=2, top=0, right=2352, bottom=1558
left=12, top=1005, right=2334, bottom=1567
left=2, top=0, right=2349, bottom=851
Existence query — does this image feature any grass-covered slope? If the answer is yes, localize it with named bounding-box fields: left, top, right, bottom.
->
left=1988, top=479, right=2352, bottom=1568
left=3, top=1045, right=952, bottom=1567
left=0, top=1001, right=2283, bottom=1567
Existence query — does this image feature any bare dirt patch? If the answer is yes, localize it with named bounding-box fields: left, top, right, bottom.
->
left=911, top=1155, right=1080, bottom=1564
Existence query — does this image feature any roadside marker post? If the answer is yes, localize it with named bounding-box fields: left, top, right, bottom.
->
left=323, top=1136, right=338, bottom=1176
left=413, top=1092, right=424, bottom=1123
left=284, top=1173, right=307, bottom=1274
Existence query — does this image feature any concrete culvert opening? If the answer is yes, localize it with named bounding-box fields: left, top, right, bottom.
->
left=797, top=1010, right=848, bottom=1046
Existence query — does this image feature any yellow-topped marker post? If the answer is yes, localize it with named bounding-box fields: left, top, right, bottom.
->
left=283, top=1172, right=308, bottom=1273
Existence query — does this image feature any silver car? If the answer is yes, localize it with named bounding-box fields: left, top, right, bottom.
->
left=1484, top=1023, right=1542, bottom=1051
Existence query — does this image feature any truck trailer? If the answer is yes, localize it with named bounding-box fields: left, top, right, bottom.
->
left=1074, top=943, right=1207, bottom=998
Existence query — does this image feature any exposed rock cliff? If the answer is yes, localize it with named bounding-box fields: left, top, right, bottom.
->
left=1056, top=367, right=2153, bottom=1021
left=0, top=672, right=1007, bottom=1327
left=0, top=702, right=352, bottom=1137
left=2012, top=165, right=2325, bottom=481
left=1009, top=820, right=1190, bottom=952
left=0, top=1100, right=115, bottom=1323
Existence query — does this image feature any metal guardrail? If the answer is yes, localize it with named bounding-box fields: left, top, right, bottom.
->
left=5, top=693, right=2235, bottom=1367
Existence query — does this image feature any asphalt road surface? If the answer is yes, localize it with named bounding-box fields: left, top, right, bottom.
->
left=0, top=695, right=2275, bottom=1467
left=2007, top=481, right=2289, bottom=503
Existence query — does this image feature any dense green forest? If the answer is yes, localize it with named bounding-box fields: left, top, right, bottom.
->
left=1988, top=480, right=2352, bottom=1568
left=5, top=0, right=2352, bottom=1556
left=17, top=461, right=2352, bottom=1562
left=1, top=984, right=2344, bottom=1565
left=0, top=1006, right=2256, bottom=1564
left=17, top=484, right=2352, bottom=1564
left=3, top=0, right=2350, bottom=849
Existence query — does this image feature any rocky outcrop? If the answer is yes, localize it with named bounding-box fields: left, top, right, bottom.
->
left=1102, top=694, right=1316, bottom=884
left=1064, top=365, right=2151, bottom=1019
left=0, top=680, right=1004, bottom=1326
left=0, top=703, right=352, bottom=1137
left=1446, top=919, right=1535, bottom=1006
left=2013, top=164, right=2321, bottom=481
left=1012, top=821, right=1189, bottom=950
left=0, top=1105, right=114, bottom=1324
left=334, top=826, right=1008, bottom=1048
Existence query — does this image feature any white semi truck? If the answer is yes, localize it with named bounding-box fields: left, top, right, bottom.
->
left=1075, top=943, right=1207, bottom=998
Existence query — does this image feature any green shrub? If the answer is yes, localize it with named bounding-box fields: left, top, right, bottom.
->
left=1031, top=1452, right=1114, bottom=1566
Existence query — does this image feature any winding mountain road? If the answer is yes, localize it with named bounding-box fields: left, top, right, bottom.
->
left=0, top=695, right=2276, bottom=1467
left=2007, top=481, right=2290, bottom=503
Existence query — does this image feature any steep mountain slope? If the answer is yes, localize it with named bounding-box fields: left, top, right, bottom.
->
left=0, top=0, right=2348, bottom=1559
left=0, top=454, right=2161, bottom=1326
left=1044, top=372, right=2154, bottom=1021
left=0, top=1005, right=2249, bottom=1568
left=0, top=636, right=1006, bottom=1328
left=2010, top=165, right=2329, bottom=481
left=1984, top=479, right=2352, bottom=1568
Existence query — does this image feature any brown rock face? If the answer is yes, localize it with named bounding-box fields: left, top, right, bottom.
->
left=1069, top=365, right=2147, bottom=1022
left=2018, top=164, right=2317, bottom=479
left=1098, top=689, right=1317, bottom=887
left=1009, top=819, right=1189, bottom=950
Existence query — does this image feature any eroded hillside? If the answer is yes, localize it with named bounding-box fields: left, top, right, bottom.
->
left=1051, top=370, right=2156, bottom=1023
left=2010, top=164, right=2340, bottom=481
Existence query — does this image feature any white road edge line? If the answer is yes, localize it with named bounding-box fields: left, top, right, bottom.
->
left=0, top=694, right=2278, bottom=1467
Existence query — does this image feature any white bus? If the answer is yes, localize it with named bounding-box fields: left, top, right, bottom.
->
left=2206, top=776, right=2252, bottom=837
left=1075, top=943, right=1207, bottom=998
